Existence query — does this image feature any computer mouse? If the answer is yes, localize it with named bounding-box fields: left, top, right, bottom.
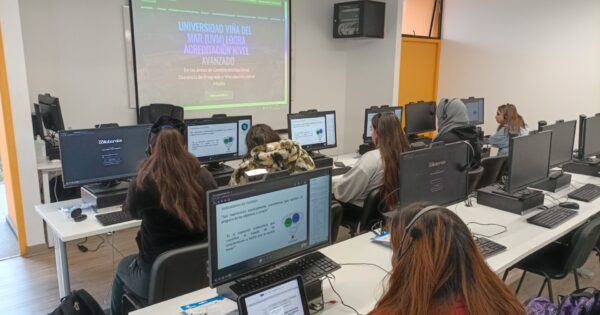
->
left=333, top=161, right=346, bottom=168
left=559, top=201, right=579, bottom=210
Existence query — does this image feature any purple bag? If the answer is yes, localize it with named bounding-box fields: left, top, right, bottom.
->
left=525, top=296, right=559, bottom=315
left=558, top=287, right=600, bottom=315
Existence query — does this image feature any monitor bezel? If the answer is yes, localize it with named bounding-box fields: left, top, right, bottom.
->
left=504, top=131, right=552, bottom=193
left=287, top=110, right=337, bottom=151
left=461, top=97, right=485, bottom=126
left=185, top=115, right=253, bottom=163
left=207, top=168, right=332, bottom=288
left=362, top=106, right=403, bottom=142
left=59, top=124, right=152, bottom=188
left=540, top=120, right=576, bottom=168
left=404, top=101, right=437, bottom=135
left=581, top=114, right=600, bottom=158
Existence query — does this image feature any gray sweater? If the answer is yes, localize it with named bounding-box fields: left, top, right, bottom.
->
left=332, top=149, right=383, bottom=207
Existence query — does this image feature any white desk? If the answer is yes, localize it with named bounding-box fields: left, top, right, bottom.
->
left=34, top=200, right=140, bottom=298
left=131, top=172, right=600, bottom=315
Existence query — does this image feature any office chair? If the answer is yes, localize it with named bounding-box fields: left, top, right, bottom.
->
left=502, top=216, right=600, bottom=302
left=341, top=188, right=382, bottom=237
left=476, top=156, right=507, bottom=189
left=465, top=166, right=484, bottom=206
left=138, top=104, right=184, bottom=124
left=330, top=201, right=343, bottom=243
left=122, top=243, right=209, bottom=314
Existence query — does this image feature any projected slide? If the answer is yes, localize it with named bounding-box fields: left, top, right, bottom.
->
left=188, top=122, right=238, bottom=157
left=216, top=185, right=308, bottom=269
left=290, top=117, right=326, bottom=147
left=131, top=0, right=290, bottom=117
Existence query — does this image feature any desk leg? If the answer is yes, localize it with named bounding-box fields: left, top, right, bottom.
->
left=42, top=171, right=50, bottom=203
left=54, top=233, right=70, bottom=298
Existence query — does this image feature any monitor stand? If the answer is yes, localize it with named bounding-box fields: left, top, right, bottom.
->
left=359, top=142, right=376, bottom=155
left=309, top=151, right=333, bottom=168
left=530, top=170, right=572, bottom=192
left=207, top=162, right=234, bottom=176
left=81, top=181, right=130, bottom=209
left=562, top=158, right=600, bottom=177
left=408, top=134, right=432, bottom=144
left=477, top=185, right=544, bottom=215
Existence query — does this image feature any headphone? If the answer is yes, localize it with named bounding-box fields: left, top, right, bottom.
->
left=396, top=205, right=441, bottom=261
left=440, top=98, right=458, bottom=121
left=70, top=208, right=87, bottom=222
left=146, top=116, right=187, bottom=156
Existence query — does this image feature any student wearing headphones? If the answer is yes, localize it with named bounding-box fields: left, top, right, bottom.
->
left=490, top=103, right=529, bottom=156
left=229, top=124, right=315, bottom=185
left=434, top=98, right=482, bottom=168
left=110, top=116, right=217, bottom=314
left=370, top=203, right=526, bottom=315
left=333, top=112, right=410, bottom=215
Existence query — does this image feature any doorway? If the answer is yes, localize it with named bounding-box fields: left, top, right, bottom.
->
left=0, top=158, right=18, bottom=259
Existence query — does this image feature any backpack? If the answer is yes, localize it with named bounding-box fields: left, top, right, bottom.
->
left=48, top=289, right=105, bottom=315
left=557, top=287, right=600, bottom=315
left=524, top=296, right=558, bottom=315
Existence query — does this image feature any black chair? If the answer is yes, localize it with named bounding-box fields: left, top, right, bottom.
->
left=139, top=104, right=184, bottom=124
left=330, top=201, right=343, bottom=243
left=341, top=188, right=382, bottom=237
left=476, top=156, right=507, bottom=189
left=122, top=243, right=209, bottom=314
left=502, top=216, right=600, bottom=302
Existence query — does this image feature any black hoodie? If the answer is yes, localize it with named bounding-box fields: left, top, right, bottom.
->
left=434, top=125, right=482, bottom=169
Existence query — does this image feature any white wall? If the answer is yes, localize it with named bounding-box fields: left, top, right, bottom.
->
left=439, top=0, right=600, bottom=136
left=0, top=0, right=44, bottom=246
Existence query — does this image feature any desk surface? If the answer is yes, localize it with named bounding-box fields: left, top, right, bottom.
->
left=37, top=159, right=62, bottom=171
left=131, top=171, right=600, bottom=315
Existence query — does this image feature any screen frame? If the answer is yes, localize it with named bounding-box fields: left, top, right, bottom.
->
left=404, top=101, right=437, bottom=135
left=59, top=124, right=152, bottom=188
left=541, top=120, right=576, bottom=167
left=287, top=110, right=337, bottom=151
left=505, top=131, right=552, bottom=192
left=582, top=114, right=600, bottom=158
left=185, top=115, right=252, bottom=163
left=238, top=276, right=310, bottom=315
left=207, top=168, right=332, bottom=288
left=362, top=106, right=403, bottom=142
left=461, top=97, right=485, bottom=125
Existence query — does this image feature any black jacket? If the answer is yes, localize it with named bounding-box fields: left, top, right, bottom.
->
left=434, top=126, right=482, bottom=169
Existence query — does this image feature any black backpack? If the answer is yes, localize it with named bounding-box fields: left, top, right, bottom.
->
left=48, top=289, right=105, bottom=315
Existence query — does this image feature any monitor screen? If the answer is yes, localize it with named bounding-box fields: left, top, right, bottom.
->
left=238, top=277, right=309, bottom=315
left=582, top=114, right=600, bottom=158
left=461, top=97, right=484, bottom=125
left=37, top=94, right=65, bottom=132
left=31, top=113, right=44, bottom=139
left=505, top=131, right=552, bottom=192
left=541, top=120, right=576, bottom=167
left=405, top=101, right=436, bottom=135
left=363, top=106, right=403, bottom=142
left=398, top=141, right=469, bottom=207
left=207, top=168, right=331, bottom=287
left=185, top=116, right=252, bottom=163
left=288, top=111, right=336, bottom=150
left=59, top=125, right=151, bottom=188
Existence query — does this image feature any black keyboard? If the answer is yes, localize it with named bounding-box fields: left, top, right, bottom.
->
left=332, top=166, right=352, bottom=176
left=229, top=251, right=340, bottom=296
left=568, top=184, right=600, bottom=202
left=527, top=206, right=577, bottom=229
left=475, top=237, right=507, bottom=258
left=95, top=211, right=134, bottom=226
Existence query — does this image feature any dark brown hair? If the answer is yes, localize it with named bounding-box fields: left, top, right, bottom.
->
left=136, top=128, right=206, bottom=230
left=497, top=104, right=526, bottom=134
left=372, top=112, right=410, bottom=211
left=245, top=124, right=281, bottom=158
left=373, top=203, right=526, bottom=315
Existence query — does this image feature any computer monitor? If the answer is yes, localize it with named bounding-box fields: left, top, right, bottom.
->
left=405, top=101, right=436, bottom=135
left=362, top=106, right=403, bottom=142
left=504, top=131, right=552, bottom=192
left=238, top=276, right=310, bottom=315
left=540, top=120, right=576, bottom=167
left=288, top=111, right=336, bottom=151
left=185, top=115, right=252, bottom=164
left=59, top=125, right=151, bottom=188
left=36, top=93, right=65, bottom=132
left=578, top=114, right=600, bottom=160
left=461, top=97, right=484, bottom=125
left=398, top=141, right=469, bottom=207
left=207, top=168, right=331, bottom=288
left=31, top=113, right=45, bottom=139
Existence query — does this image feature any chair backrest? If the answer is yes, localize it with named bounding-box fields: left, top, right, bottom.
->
left=477, top=156, right=507, bottom=189
left=148, top=242, right=209, bottom=305
left=330, top=201, right=343, bottom=243
left=468, top=166, right=484, bottom=194
left=562, top=216, right=600, bottom=273
left=139, top=103, right=184, bottom=124
left=361, top=188, right=382, bottom=230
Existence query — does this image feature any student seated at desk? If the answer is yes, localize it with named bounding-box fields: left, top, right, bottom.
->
left=490, top=104, right=529, bottom=156
left=434, top=98, right=482, bottom=168
left=229, top=124, right=315, bottom=185
left=370, top=203, right=525, bottom=315
left=110, top=117, right=217, bottom=315
left=333, top=112, right=409, bottom=214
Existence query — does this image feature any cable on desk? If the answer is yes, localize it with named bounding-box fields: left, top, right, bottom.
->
left=326, top=275, right=362, bottom=315
left=466, top=222, right=507, bottom=238
left=339, top=263, right=388, bottom=274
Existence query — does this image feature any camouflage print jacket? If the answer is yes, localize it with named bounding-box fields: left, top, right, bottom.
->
left=229, top=139, right=316, bottom=185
